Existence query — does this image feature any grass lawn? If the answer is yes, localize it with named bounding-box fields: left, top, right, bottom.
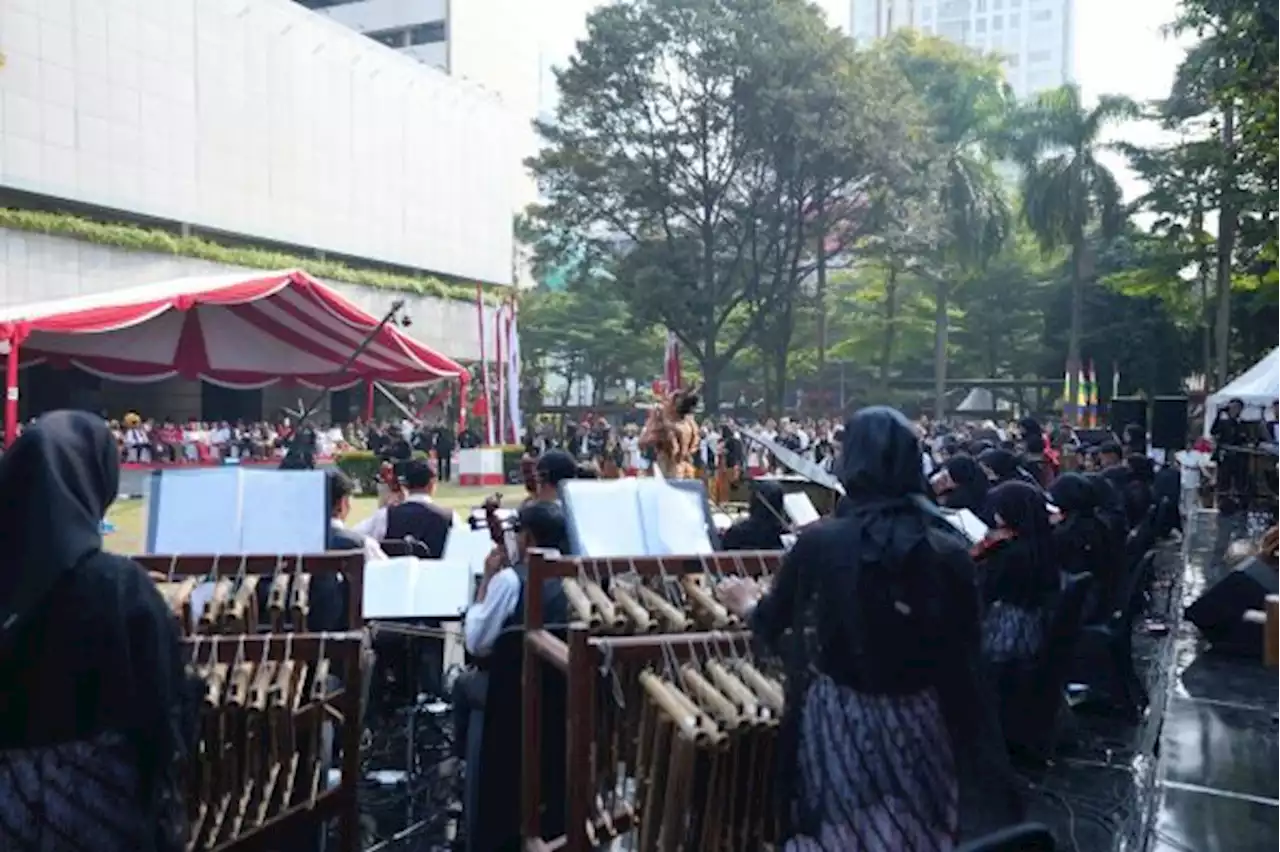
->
left=104, top=483, right=507, bottom=555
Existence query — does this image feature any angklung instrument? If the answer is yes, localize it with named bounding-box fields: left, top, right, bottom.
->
left=143, top=554, right=368, bottom=852
left=522, top=548, right=787, bottom=852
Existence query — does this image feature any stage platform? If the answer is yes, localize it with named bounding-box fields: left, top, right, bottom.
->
left=1148, top=509, right=1278, bottom=852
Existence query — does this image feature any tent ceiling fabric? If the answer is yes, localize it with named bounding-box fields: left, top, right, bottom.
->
left=1203, top=346, right=1279, bottom=433
left=0, top=270, right=465, bottom=390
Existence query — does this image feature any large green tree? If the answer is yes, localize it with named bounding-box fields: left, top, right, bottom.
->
left=1007, top=84, right=1138, bottom=413
left=874, top=32, right=1012, bottom=417
left=525, top=0, right=916, bottom=408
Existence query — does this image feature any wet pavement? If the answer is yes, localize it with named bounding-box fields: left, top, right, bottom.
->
left=1149, top=510, right=1278, bottom=852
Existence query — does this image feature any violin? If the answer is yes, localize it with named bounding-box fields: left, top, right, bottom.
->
left=481, top=492, right=505, bottom=547
left=970, top=527, right=1015, bottom=561
left=520, top=453, right=538, bottom=496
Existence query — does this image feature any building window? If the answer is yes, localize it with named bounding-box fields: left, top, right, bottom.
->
left=975, top=17, right=987, bottom=33
left=976, top=0, right=987, bottom=11
left=364, top=20, right=446, bottom=50
left=1028, top=48, right=1052, bottom=63
left=1031, top=8, right=1052, bottom=22
left=1009, top=12, right=1020, bottom=26
left=992, top=14, right=1003, bottom=30
left=993, top=0, right=1002, bottom=7
left=1006, top=53, right=1020, bottom=67
left=408, top=21, right=446, bottom=45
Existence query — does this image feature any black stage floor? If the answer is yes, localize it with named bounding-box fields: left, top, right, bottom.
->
left=1014, top=508, right=1277, bottom=852
left=1147, top=510, right=1278, bottom=852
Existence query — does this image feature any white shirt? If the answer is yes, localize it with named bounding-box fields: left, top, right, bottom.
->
left=329, top=519, right=388, bottom=563
left=1174, top=450, right=1209, bottom=489
left=464, top=566, right=522, bottom=656
left=351, top=492, right=461, bottom=544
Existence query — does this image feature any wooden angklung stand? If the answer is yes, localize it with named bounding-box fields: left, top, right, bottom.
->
left=141, top=553, right=367, bottom=852
left=521, top=548, right=787, bottom=852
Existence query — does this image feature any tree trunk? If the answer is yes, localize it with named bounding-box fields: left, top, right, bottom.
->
left=877, top=266, right=899, bottom=394
left=932, top=281, right=949, bottom=419
left=1066, top=239, right=1084, bottom=424
left=773, top=345, right=790, bottom=414
left=816, top=233, right=828, bottom=371
left=1213, top=101, right=1236, bottom=390
left=701, top=361, right=721, bottom=414
left=1194, top=209, right=1213, bottom=383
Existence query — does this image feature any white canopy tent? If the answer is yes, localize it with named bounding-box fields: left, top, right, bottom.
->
left=1203, top=346, right=1279, bottom=434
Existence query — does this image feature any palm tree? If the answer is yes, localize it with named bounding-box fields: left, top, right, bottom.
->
left=1010, top=85, right=1138, bottom=416
left=881, top=31, right=1012, bottom=418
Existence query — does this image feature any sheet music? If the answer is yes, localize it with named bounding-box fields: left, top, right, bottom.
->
left=147, top=468, right=327, bottom=554
left=782, top=492, right=821, bottom=528
left=943, top=509, right=988, bottom=544
left=636, top=480, right=714, bottom=555
left=149, top=469, right=241, bottom=553
left=363, top=557, right=473, bottom=618
left=562, top=479, right=649, bottom=556
left=238, top=469, right=328, bottom=553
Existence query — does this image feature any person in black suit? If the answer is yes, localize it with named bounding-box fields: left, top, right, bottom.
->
left=434, top=422, right=456, bottom=483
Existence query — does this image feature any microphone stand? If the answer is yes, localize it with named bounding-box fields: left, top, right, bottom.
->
left=282, top=299, right=407, bottom=463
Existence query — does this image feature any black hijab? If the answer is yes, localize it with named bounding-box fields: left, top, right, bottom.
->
left=0, top=410, right=118, bottom=636
left=988, top=480, right=1057, bottom=574
left=0, top=411, right=194, bottom=852
left=721, top=479, right=787, bottom=551
left=943, top=455, right=990, bottom=517
left=1049, top=472, right=1097, bottom=515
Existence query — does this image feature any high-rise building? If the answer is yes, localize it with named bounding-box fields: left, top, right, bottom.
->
left=846, top=0, right=1075, bottom=99
left=296, top=0, right=543, bottom=283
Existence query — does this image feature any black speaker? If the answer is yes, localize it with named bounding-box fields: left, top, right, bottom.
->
left=1185, top=556, right=1279, bottom=655
left=1150, top=396, right=1189, bottom=450
left=1109, top=396, right=1147, bottom=435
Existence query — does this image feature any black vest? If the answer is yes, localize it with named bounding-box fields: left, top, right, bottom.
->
left=385, top=499, right=452, bottom=557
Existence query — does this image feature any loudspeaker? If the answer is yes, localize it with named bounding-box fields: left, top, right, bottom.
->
left=1109, top=397, right=1147, bottom=435
left=1185, top=556, right=1280, bottom=655
left=1151, top=395, right=1189, bottom=450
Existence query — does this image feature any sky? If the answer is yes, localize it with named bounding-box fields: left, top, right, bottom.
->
left=534, top=0, right=1195, bottom=202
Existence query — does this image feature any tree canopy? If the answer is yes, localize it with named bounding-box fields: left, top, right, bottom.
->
left=516, top=0, right=1278, bottom=419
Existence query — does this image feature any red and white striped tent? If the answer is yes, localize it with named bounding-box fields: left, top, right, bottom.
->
left=0, top=269, right=468, bottom=444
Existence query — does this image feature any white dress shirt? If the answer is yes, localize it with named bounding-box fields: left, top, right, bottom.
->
left=351, top=492, right=461, bottom=543
left=464, top=566, right=523, bottom=657
left=330, top=518, right=389, bottom=563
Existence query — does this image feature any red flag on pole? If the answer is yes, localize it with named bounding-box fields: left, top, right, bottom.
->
left=664, top=331, right=682, bottom=393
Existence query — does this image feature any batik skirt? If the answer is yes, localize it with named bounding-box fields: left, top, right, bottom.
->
left=785, top=674, right=959, bottom=852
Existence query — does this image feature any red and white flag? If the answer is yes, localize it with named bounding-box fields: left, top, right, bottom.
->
left=664, top=331, right=682, bottom=393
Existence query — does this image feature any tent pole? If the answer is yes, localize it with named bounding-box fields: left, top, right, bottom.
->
left=365, top=379, right=375, bottom=421
left=3, top=336, right=18, bottom=448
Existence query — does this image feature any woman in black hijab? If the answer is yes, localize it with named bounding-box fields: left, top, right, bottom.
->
left=939, top=455, right=993, bottom=524
left=973, top=481, right=1060, bottom=667
left=0, top=411, right=194, bottom=852
left=718, top=407, right=1021, bottom=850
left=1050, top=472, right=1116, bottom=622
left=977, top=448, right=1039, bottom=488
left=721, top=479, right=789, bottom=551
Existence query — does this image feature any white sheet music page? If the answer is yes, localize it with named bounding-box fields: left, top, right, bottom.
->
left=636, top=480, right=713, bottom=555
left=782, top=492, right=821, bottom=528
left=943, top=509, right=988, bottom=544
left=561, top=479, right=648, bottom=557
left=363, top=557, right=472, bottom=619
left=149, top=468, right=241, bottom=554
left=238, top=469, right=328, bottom=553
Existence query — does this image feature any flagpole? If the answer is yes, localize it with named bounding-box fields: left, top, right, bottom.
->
left=475, top=283, right=493, bottom=446
left=496, top=299, right=506, bottom=447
